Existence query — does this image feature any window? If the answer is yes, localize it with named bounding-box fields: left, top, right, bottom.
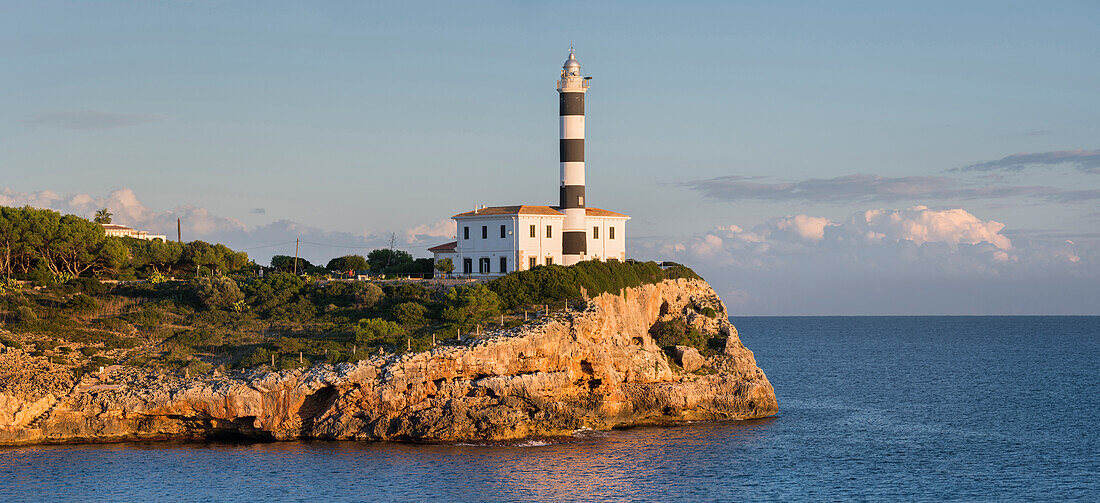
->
left=463, top=226, right=469, bottom=240
left=479, top=257, right=490, bottom=274
left=592, top=226, right=599, bottom=239
left=529, top=257, right=537, bottom=269
left=578, top=196, right=584, bottom=206
left=545, top=257, right=553, bottom=266
left=481, top=226, right=487, bottom=239
left=546, top=225, right=552, bottom=238
left=529, top=224, right=536, bottom=238
left=609, top=226, right=615, bottom=239
left=500, top=225, right=506, bottom=238
left=463, top=258, right=472, bottom=275
left=500, top=257, right=507, bottom=273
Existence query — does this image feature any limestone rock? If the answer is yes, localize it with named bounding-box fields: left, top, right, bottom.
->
left=0, top=278, right=777, bottom=445
left=670, top=346, right=704, bottom=373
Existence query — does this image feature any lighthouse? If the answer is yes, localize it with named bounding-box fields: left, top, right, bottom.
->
left=435, top=47, right=628, bottom=278
left=558, top=46, right=589, bottom=265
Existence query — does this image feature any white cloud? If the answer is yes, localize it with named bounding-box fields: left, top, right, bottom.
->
left=846, top=206, right=1012, bottom=250
left=639, top=205, right=1097, bottom=314
left=404, top=218, right=455, bottom=244
left=0, top=187, right=395, bottom=265
left=773, top=214, right=833, bottom=241
left=669, top=206, right=1087, bottom=275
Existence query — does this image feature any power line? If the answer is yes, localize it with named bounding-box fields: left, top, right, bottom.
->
left=237, top=240, right=297, bottom=251
left=298, top=239, right=375, bottom=249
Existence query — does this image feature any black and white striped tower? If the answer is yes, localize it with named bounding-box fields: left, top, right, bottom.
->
left=558, top=46, right=588, bottom=265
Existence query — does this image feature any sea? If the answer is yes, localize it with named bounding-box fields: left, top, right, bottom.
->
left=2, top=316, right=1097, bottom=502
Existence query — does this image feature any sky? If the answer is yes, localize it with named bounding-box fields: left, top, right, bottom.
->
left=1, top=0, right=1098, bottom=314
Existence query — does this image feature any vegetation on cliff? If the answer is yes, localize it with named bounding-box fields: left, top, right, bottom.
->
left=0, top=205, right=709, bottom=381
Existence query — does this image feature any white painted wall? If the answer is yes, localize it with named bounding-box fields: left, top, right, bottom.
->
left=586, top=216, right=628, bottom=262
left=452, top=213, right=627, bottom=278
left=454, top=214, right=564, bottom=278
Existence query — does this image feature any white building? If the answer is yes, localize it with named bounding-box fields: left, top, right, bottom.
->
left=432, top=48, right=629, bottom=279
left=449, top=205, right=628, bottom=278
left=100, top=224, right=167, bottom=242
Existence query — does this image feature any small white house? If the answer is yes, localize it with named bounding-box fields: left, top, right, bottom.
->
left=450, top=205, right=628, bottom=278
left=100, top=224, right=167, bottom=242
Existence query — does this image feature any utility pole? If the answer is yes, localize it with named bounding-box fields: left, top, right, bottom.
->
left=385, top=233, right=396, bottom=271
left=294, top=238, right=300, bottom=275
left=177, top=217, right=181, bottom=243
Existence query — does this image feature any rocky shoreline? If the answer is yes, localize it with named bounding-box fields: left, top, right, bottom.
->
left=0, top=278, right=777, bottom=446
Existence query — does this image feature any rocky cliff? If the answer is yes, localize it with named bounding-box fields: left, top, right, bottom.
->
left=0, top=278, right=776, bottom=445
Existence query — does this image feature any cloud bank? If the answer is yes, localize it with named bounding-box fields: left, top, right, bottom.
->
left=679, top=174, right=1100, bottom=204
left=955, top=149, right=1100, bottom=175
left=22, top=110, right=163, bottom=130
left=0, top=187, right=444, bottom=266
left=642, top=206, right=1095, bottom=314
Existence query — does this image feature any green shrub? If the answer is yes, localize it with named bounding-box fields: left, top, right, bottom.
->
left=68, top=293, right=98, bottom=314
left=392, top=302, right=427, bottom=326
left=0, top=334, right=22, bottom=349
left=72, top=277, right=109, bottom=296
left=488, top=260, right=700, bottom=310
left=80, top=346, right=100, bottom=356
left=650, top=318, right=708, bottom=351
left=195, top=276, right=244, bottom=310
left=440, top=285, right=500, bottom=329
left=239, top=347, right=272, bottom=368
left=701, top=306, right=717, bottom=318
left=353, top=283, right=384, bottom=309
left=125, top=309, right=166, bottom=329
left=98, top=317, right=135, bottom=333
left=14, top=305, right=37, bottom=323
left=354, top=318, right=404, bottom=346
left=169, top=329, right=222, bottom=349
left=393, top=283, right=431, bottom=301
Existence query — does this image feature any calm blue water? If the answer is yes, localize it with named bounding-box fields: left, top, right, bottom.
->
left=2, top=316, right=1097, bottom=502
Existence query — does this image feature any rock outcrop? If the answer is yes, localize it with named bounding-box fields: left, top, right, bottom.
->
left=0, top=278, right=776, bottom=445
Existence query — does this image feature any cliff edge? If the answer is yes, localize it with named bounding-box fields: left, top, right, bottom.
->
left=0, top=278, right=776, bottom=445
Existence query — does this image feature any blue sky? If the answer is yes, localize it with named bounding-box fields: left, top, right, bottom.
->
left=2, top=1, right=1097, bottom=314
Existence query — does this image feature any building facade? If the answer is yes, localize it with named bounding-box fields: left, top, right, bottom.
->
left=100, top=224, right=167, bottom=242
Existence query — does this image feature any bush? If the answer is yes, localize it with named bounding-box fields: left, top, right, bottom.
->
left=353, top=283, right=384, bottom=309
left=195, top=276, right=244, bottom=310
left=125, top=309, right=164, bottom=329
left=650, top=318, right=708, bottom=351
left=701, top=307, right=717, bottom=318
left=73, top=277, right=109, bottom=296
left=0, top=334, right=22, bottom=349
left=239, top=347, right=272, bottom=368
left=488, top=260, right=699, bottom=310
left=14, top=305, right=37, bottom=323
left=354, top=318, right=404, bottom=346
left=169, top=329, right=222, bottom=349
left=68, top=293, right=98, bottom=314
left=392, top=302, right=427, bottom=326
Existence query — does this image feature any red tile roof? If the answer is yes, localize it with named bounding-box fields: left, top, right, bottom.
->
left=452, top=205, right=629, bottom=218
left=427, top=241, right=457, bottom=252
left=584, top=207, right=630, bottom=218
left=453, top=205, right=564, bottom=218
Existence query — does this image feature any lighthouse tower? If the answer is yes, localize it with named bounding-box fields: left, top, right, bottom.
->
left=558, top=46, right=589, bottom=265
